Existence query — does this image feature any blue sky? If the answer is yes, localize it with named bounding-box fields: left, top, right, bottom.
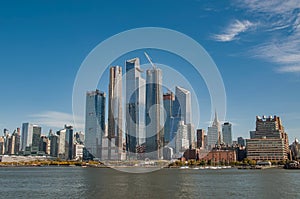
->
left=1, top=0, right=300, bottom=143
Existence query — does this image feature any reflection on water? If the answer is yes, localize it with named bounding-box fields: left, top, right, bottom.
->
left=0, top=167, right=299, bottom=198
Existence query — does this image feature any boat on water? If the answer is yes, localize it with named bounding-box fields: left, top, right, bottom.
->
left=180, top=166, right=189, bottom=169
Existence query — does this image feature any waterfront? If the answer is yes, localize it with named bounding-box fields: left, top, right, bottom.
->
left=0, top=167, right=299, bottom=198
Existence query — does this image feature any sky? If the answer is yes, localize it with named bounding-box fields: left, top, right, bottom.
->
left=0, top=0, right=300, bottom=143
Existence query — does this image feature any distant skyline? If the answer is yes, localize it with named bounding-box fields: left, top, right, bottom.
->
left=1, top=0, right=300, bottom=143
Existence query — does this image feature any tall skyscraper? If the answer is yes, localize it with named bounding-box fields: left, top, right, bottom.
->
left=125, top=58, right=145, bottom=158
left=163, top=92, right=174, bottom=144
left=222, top=122, right=232, bottom=146
left=108, top=66, right=123, bottom=160
left=171, top=86, right=192, bottom=147
left=145, top=67, right=164, bottom=159
left=21, top=123, right=41, bottom=153
left=85, top=90, right=106, bottom=160
left=207, top=111, right=221, bottom=149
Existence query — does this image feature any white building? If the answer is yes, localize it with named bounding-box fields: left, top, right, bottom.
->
left=175, top=121, right=189, bottom=154
left=74, top=144, right=84, bottom=160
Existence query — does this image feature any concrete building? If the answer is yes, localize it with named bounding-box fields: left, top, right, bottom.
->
left=246, top=138, right=288, bottom=161
left=187, top=123, right=195, bottom=149
left=246, top=115, right=289, bottom=161
left=222, top=122, right=232, bottom=146
left=74, top=144, right=84, bottom=160
left=85, top=90, right=106, bottom=160
left=57, top=125, right=73, bottom=160
left=40, top=135, right=51, bottom=155
left=290, top=138, right=300, bottom=160
left=175, top=121, right=189, bottom=154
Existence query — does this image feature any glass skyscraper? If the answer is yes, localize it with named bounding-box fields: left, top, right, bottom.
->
left=21, top=123, right=41, bottom=153
left=145, top=67, right=164, bottom=160
left=85, top=90, right=106, bottom=160
left=163, top=92, right=174, bottom=144
left=170, top=86, right=193, bottom=149
left=222, top=122, right=232, bottom=146
left=108, top=66, right=123, bottom=160
left=125, top=58, right=145, bottom=159
left=173, top=86, right=191, bottom=124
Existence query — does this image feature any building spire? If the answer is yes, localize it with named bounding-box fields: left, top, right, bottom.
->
left=213, top=109, right=219, bottom=126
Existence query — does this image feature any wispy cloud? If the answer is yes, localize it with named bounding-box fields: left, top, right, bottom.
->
left=29, top=111, right=84, bottom=131
left=235, top=0, right=300, bottom=73
left=213, top=20, right=255, bottom=42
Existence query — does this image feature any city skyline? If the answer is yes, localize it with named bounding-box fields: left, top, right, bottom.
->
left=1, top=54, right=298, bottom=145
left=1, top=1, right=300, bottom=143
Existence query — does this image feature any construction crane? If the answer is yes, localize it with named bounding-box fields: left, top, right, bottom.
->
left=144, top=52, right=157, bottom=69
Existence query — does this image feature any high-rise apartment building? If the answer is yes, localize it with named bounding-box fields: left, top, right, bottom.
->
left=85, top=90, right=106, bottom=160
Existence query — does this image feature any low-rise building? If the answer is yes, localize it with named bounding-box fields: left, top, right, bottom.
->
left=198, top=148, right=236, bottom=163
left=246, top=138, right=288, bottom=161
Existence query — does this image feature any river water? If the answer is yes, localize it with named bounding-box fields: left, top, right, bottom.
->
left=0, top=167, right=299, bottom=198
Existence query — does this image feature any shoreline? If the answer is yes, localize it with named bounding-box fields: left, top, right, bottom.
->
left=0, top=164, right=290, bottom=170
